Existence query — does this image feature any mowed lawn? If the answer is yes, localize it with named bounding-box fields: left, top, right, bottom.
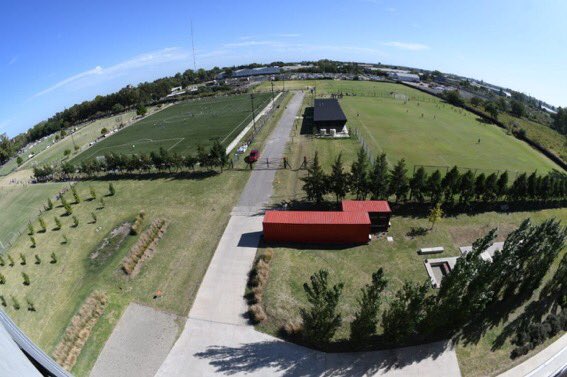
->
left=73, top=93, right=272, bottom=163
left=259, top=80, right=561, bottom=173
left=0, top=174, right=249, bottom=376
left=0, top=183, right=65, bottom=251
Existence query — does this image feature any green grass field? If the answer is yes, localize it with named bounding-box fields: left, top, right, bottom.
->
left=259, top=80, right=561, bottom=174
left=0, top=137, right=56, bottom=176
left=0, top=92, right=292, bottom=376
left=0, top=183, right=65, bottom=252
left=263, top=94, right=566, bottom=376
left=72, top=93, right=272, bottom=163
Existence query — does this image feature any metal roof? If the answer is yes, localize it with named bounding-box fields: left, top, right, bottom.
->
left=341, top=200, right=391, bottom=213
left=313, top=99, right=347, bottom=122
left=263, top=211, right=370, bottom=225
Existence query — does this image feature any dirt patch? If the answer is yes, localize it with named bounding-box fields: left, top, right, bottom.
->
left=89, top=223, right=131, bottom=267
left=448, top=223, right=517, bottom=246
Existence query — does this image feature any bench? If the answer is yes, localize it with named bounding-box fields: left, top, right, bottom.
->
left=418, top=246, right=444, bottom=255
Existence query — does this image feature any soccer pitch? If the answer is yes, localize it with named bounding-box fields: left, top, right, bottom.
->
left=73, top=93, right=272, bottom=163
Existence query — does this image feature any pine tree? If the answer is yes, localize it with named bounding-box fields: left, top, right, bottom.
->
left=54, top=217, right=62, bottom=230
left=38, top=217, right=46, bottom=233
left=26, top=298, right=36, bottom=312
left=71, top=185, right=81, bottom=203
left=35, top=255, right=41, bottom=265
left=484, top=173, right=498, bottom=202
left=22, top=272, right=30, bottom=286
left=409, top=167, right=427, bottom=203
left=300, top=270, right=344, bottom=345
left=459, top=171, right=475, bottom=205
left=0, top=273, right=5, bottom=284
left=12, top=296, right=20, bottom=310
left=27, top=223, right=34, bottom=235
left=108, top=182, right=116, bottom=196
left=527, top=172, right=538, bottom=199
left=50, top=252, right=57, bottom=264
left=510, top=173, right=528, bottom=201
left=46, top=197, right=53, bottom=210
left=389, top=159, right=409, bottom=202
left=19, top=253, right=26, bottom=265
left=474, top=173, right=486, bottom=201
left=90, top=186, right=97, bottom=200
left=7, top=254, right=14, bottom=267
left=441, top=166, right=460, bottom=204
left=350, top=269, right=388, bottom=342
left=30, top=236, right=36, bottom=248
left=328, top=154, right=349, bottom=203
left=301, top=152, right=328, bottom=203
left=350, top=147, right=370, bottom=200
left=72, top=216, right=79, bottom=227
left=63, top=201, right=73, bottom=215
left=427, top=170, right=443, bottom=203
left=497, top=171, right=509, bottom=199
left=369, top=154, right=389, bottom=199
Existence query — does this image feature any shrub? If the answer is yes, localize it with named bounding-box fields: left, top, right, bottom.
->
left=528, top=323, right=548, bottom=346
left=130, top=210, right=146, bottom=235
left=28, top=223, right=34, bottom=235
left=71, top=186, right=81, bottom=203
left=22, top=272, right=30, bottom=286
left=35, top=255, right=41, bottom=265
left=19, top=253, right=26, bottom=265
left=46, top=198, right=53, bottom=210
left=122, top=219, right=168, bottom=275
left=0, top=273, right=5, bottom=284
left=91, top=212, right=97, bottom=223
left=54, top=217, right=62, bottom=230
left=12, top=296, right=20, bottom=310
left=249, top=304, right=267, bottom=323
left=282, top=321, right=303, bottom=339
left=108, top=183, right=115, bottom=196
left=511, top=345, right=531, bottom=359
left=545, top=313, right=562, bottom=336
left=0, top=295, right=6, bottom=307
left=72, top=216, right=79, bottom=227
left=39, top=217, right=46, bottom=232
left=26, top=298, right=36, bottom=312
left=99, top=197, right=105, bottom=208
left=90, top=186, right=96, bottom=200
left=50, top=252, right=57, bottom=264
left=7, top=254, right=14, bottom=267
left=64, top=202, right=73, bottom=215
left=0, top=255, right=4, bottom=266
left=62, top=234, right=69, bottom=244
left=30, top=236, right=36, bottom=248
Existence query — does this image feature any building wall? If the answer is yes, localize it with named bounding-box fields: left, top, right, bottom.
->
left=263, top=222, right=370, bottom=244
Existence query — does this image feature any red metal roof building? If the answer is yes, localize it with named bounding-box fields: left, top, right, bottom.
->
left=263, top=211, right=370, bottom=244
left=341, top=200, right=391, bottom=231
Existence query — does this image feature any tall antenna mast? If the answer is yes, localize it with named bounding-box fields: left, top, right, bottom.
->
left=190, top=19, right=197, bottom=71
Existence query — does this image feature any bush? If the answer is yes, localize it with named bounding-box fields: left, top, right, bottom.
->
left=30, top=236, right=36, bottom=248
left=545, top=313, right=562, bottom=336
left=130, top=210, right=145, bottom=235
left=22, top=272, right=30, bottom=286
left=39, top=217, right=46, bottom=232
left=90, top=186, right=96, bottom=200
left=28, top=223, right=34, bottom=235
left=12, top=296, right=20, bottom=310
left=72, top=216, right=79, bottom=227
left=26, top=298, right=36, bottom=312
left=108, top=183, right=115, bottom=196
left=35, top=255, right=41, bottom=265
left=54, top=217, right=62, bottom=230
left=511, top=345, right=531, bottom=359
left=249, top=304, right=267, bottom=323
left=19, top=253, right=26, bottom=265
left=64, top=202, right=73, bottom=215
left=7, top=254, right=14, bottom=267
left=528, top=323, right=548, bottom=346
left=282, top=321, right=303, bottom=339
left=0, top=273, right=5, bottom=284
left=46, top=198, right=53, bottom=210
left=71, top=186, right=81, bottom=203
left=0, top=295, right=6, bottom=307
left=50, top=252, right=57, bottom=264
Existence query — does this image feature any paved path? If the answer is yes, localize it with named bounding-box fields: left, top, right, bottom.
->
left=155, top=91, right=462, bottom=377
left=498, top=333, right=567, bottom=377
left=90, top=303, right=181, bottom=377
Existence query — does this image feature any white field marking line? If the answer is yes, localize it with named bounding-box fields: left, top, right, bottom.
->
left=219, top=96, right=272, bottom=145
left=166, top=138, right=185, bottom=152
left=225, top=93, right=280, bottom=154
left=81, top=138, right=184, bottom=159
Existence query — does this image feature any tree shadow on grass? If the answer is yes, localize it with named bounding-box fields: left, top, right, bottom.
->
left=194, top=339, right=452, bottom=377
left=85, top=170, right=220, bottom=182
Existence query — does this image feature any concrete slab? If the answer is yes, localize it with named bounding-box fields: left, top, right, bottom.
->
left=90, top=303, right=181, bottom=377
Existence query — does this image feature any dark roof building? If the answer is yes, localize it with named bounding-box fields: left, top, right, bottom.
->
left=313, top=99, right=347, bottom=131
left=342, top=200, right=392, bottom=231
left=232, top=66, right=280, bottom=78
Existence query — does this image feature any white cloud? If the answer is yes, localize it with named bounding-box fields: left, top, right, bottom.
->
left=382, top=41, right=430, bottom=51
left=274, top=33, right=301, bottom=38
left=31, top=47, right=190, bottom=99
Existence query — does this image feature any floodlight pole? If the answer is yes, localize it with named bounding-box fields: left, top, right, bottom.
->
left=250, top=93, right=257, bottom=132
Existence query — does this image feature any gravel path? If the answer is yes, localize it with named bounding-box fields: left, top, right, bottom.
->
left=90, top=303, right=181, bottom=377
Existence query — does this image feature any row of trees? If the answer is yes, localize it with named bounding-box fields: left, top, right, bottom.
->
left=302, top=148, right=567, bottom=205
left=297, top=219, right=566, bottom=347
left=33, top=142, right=228, bottom=181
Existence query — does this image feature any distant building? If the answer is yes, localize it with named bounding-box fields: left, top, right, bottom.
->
left=231, top=66, right=280, bottom=78
left=313, top=98, right=347, bottom=133
left=388, top=72, right=420, bottom=82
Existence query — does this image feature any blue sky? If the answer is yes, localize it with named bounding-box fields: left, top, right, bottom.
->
left=1, top=0, right=566, bottom=136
